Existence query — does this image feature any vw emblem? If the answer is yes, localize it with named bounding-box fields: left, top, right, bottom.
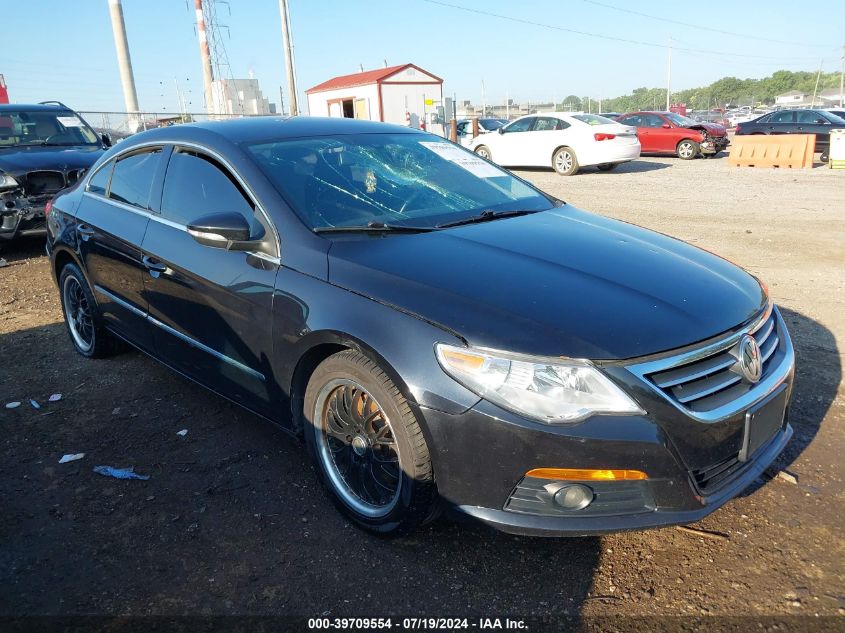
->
left=737, top=334, right=762, bottom=383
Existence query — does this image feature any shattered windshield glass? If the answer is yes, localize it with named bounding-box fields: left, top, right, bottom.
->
left=245, top=133, right=554, bottom=230
left=0, top=110, right=100, bottom=147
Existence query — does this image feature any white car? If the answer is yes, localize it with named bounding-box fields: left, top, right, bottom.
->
left=469, top=112, right=641, bottom=175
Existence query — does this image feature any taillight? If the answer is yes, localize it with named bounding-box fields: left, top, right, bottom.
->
left=44, top=198, right=54, bottom=217
left=594, top=133, right=616, bottom=141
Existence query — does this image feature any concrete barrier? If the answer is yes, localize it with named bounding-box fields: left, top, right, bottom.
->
left=728, top=134, right=816, bottom=169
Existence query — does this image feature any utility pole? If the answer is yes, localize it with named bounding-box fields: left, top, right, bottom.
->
left=666, top=36, right=672, bottom=111
left=194, top=0, right=215, bottom=115
left=107, top=0, right=140, bottom=117
left=279, top=85, right=285, bottom=116
left=840, top=45, right=844, bottom=108
left=174, top=78, right=186, bottom=119
left=279, top=0, right=299, bottom=116
left=481, top=80, right=486, bottom=117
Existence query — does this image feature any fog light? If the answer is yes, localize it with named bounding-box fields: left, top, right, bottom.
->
left=552, top=484, right=594, bottom=510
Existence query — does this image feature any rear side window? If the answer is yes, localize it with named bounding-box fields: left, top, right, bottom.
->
left=532, top=117, right=563, bottom=131
left=160, top=150, right=255, bottom=227
left=770, top=111, right=794, bottom=123
left=108, top=149, right=162, bottom=209
left=87, top=161, right=113, bottom=196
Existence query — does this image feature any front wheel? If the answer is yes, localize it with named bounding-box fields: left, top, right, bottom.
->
left=552, top=147, right=579, bottom=175
left=820, top=151, right=829, bottom=163
left=303, top=350, right=438, bottom=534
left=677, top=139, right=700, bottom=160
left=474, top=145, right=491, bottom=160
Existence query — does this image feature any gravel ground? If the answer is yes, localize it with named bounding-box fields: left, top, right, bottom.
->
left=0, top=154, right=843, bottom=623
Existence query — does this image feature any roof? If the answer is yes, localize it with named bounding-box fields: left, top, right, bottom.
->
left=0, top=103, right=74, bottom=112
left=305, top=63, right=442, bottom=94
left=777, top=90, right=806, bottom=97
left=120, top=115, right=421, bottom=146
left=819, top=88, right=844, bottom=97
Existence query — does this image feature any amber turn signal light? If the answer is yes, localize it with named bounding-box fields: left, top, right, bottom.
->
left=525, top=468, right=648, bottom=481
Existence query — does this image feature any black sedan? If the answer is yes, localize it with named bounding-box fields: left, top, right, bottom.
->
left=735, top=108, right=845, bottom=161
left=47, top=117, right=795, bottom=536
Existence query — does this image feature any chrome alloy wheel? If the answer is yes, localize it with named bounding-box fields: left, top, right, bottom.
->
left=62, top=274, right=94, bottom=353
left=678, top=141, right=696, bottom=159
left=554, top=149, right=574, bottom=172
left=314, top=379, right=402, bottom=518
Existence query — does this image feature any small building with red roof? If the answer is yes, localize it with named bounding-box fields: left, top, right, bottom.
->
left=305, top=63, right=443, bottom=132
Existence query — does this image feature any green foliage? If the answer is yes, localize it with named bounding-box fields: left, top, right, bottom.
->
left=573, top=70, right=841, bottom=113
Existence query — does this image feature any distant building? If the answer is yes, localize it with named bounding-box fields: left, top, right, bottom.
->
left=819, top=88, right=845, bottom=107
left=775, top=90, right=809, bottom=106
left=305, top=63, right=444, bottom=133
left=211, top=78, right=271, bottom=116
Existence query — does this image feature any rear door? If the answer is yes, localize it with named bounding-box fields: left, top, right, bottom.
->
left=523, top=116, right=569, bottom=167
left=761, top=110, right=795, bottom=134
left=140, top=146, right=279, bottom=416
left=77, top=147, right=165, bottom=350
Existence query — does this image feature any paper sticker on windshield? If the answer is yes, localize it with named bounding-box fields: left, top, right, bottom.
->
left=57, top=116, right=83, bottom=128
left=420, top=141, right=502, bottom=178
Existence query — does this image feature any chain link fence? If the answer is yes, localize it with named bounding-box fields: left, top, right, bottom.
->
left=75, top=110, right=280, bottom=140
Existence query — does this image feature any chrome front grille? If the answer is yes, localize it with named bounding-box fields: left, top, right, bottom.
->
left=25, top=170, right=65, bottom=195
left=647, top=311, right=780, bottom=413
left=626, top=305, right=792, bottom=422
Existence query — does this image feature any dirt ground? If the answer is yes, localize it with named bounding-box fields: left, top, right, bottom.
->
left=1, top=155, right=843, bottom=623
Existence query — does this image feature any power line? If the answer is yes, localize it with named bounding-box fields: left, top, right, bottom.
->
left=582, top=0, right=830, bottom=48
left=421, top=0, right=822, bottom=61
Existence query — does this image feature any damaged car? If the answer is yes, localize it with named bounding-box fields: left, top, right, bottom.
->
left=616, top=111, right=729, bottom=159
left=0, top=102, right=109, bottom=244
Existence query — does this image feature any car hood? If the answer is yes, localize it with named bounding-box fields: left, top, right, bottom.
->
left=327, top=207, right=766, bottom=360
left=0, top=145, right=104, bottom=176
left=691, top=122, right=727, bottom=136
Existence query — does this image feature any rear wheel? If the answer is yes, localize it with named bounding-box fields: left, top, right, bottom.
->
left=596, top=163, right=618, bottom=172
left=58, top=263, right=123, bottom=358
left=676, top=139, right=699, bottom=160
left=820, top=151, right=829, bottom=163
left=552, top=147, right=579, bottom=175
left=474, top=145, right=491, bottom=160
left=303, top=350, right=437, bottom=534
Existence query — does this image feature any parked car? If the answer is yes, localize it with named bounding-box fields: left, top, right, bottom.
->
left=455, top=118, right=508, bottom=147
left=48, top=117, right=794, bottom=536
left=0, top=102, right=110, bottom=243
left=735, top=109, right=845, bottom=162
left=823, top=109, right=845, bottom=120
left=470, top=112, right=641, bottom=175
left=616, top=111, right=729, bottom=159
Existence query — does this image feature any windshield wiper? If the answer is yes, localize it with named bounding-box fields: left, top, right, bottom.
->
left=436, top=209, right=540, bottom=229
left=313, top=221, right=437, bottom=234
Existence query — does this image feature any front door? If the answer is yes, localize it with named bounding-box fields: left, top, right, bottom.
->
left=77, top=147, right=164, bottom=350
left=494, top=116, right=536, bottom=165
left=140, top=147, right=279, bottom=417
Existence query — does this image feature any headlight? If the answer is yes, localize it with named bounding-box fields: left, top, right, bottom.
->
left=0, top=173, right=20, bottom=190
left=435, top=344, right=644, bottom=424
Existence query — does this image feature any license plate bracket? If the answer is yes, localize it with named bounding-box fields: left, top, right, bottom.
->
left=739, top=385, right=788, bottom=462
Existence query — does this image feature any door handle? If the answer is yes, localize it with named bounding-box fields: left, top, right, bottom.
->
left=77, top=224, right=95, bottom=240
left=142, top=255, right=168, bottom=277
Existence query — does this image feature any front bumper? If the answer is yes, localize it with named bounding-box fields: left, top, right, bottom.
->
left=1, top=196, right=48, bottom=241
left=701, top=136, right=730, bottom=155
left=420, top=307, right=794, bottom=536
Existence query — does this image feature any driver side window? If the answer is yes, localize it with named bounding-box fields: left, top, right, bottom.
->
left=503, top=118, right=534, bottom=133
left=161, top=149, right=261, bottom=237
left=642, top=115, right=665, bottom=128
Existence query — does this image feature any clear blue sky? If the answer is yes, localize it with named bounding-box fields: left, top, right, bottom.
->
left=1, top=0, right=841, bottom=114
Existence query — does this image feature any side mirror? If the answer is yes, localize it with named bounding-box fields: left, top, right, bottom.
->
left=187, top=212, right=253, bottom=250
left=497, top=127, right=504, bottom=134
left=661, top=123, right=671, bottom=129
left=101, top=133, right=112, bottom=148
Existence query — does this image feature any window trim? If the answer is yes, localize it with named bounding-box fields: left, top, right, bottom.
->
left=84, top=158, right=115, bottom=196
left=83, top=139, right=280, bottom=260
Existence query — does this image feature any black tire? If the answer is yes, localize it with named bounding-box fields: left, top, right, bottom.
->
left=303, top=349, right=437, bottom=535
left=596, top=163, right=618, bottom=172
left=676, top=139, right=700, bottom=160
left=819, top=151, right=829, bottom=163
left=474, top=145, right=492, bottom=161
left=552, top=146, right=579, bottom=175
left=58, top=263, right=123, bottom=358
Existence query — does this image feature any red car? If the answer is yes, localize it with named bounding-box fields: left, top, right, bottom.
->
left=616, top=111, right=729, bottom=159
